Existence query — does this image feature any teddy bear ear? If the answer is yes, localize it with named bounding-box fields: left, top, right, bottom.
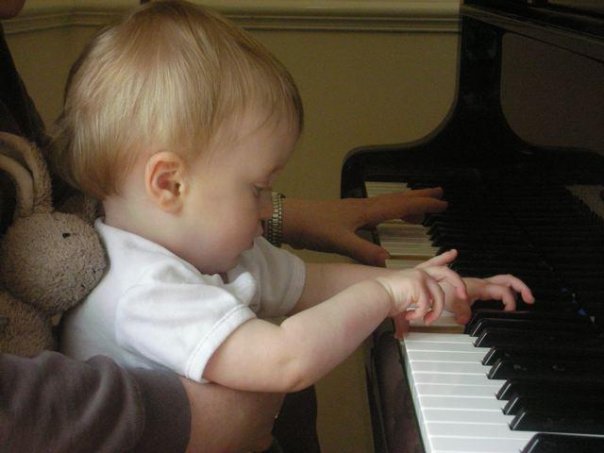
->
left=0, top=147, right=35, bottom=218
left=0, top=132, right=52, bottom=217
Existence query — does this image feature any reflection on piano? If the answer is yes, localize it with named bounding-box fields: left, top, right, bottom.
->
left=341, top=1, right=604, bottom=452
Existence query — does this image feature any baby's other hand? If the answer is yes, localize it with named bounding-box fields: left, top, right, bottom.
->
left=448, top=274, right=535, bottom=325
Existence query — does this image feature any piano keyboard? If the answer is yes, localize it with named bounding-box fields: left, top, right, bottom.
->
left=402, top=328, right=604, bottom=453
left=365, top=179, right=604, bottom=452
left=367, top=182, right=439, bottom=262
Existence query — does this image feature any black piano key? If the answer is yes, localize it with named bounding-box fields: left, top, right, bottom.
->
left=468, top=318, right=593, bottom=338
left=465, top=310, right=591, bottom=335
left=503, top=394, right=603, bottom=416
left=522, top=433, right=604, bottom=453
left=487, top=355, right=604, bottom=383
left=474, top=327, right=603, bottom=349
left=510, top=402, right=604, bottom=434
left=483, top=344, right=604, bottom=366
left=496, top=379, right=604, bottom=401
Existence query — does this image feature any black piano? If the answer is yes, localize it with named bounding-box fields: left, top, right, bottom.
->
left=340, top=1, right=604, bottom=452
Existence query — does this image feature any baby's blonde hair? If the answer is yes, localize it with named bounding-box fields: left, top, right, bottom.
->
left=52, top=0, right=303, bottom=199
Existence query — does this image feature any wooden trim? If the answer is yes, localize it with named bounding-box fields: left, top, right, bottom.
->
left=5, top=1, right=460, bottom=34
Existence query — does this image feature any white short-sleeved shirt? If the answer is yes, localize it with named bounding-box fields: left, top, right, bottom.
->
left=61, top=220, right=306, bottom=382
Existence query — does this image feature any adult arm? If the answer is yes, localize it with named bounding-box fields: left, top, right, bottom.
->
left=0, top=351, right=188, bottom=452
left=0, top=351, right=283, bottom=453
left=281, top=188, right=447, bottom=266
left=182, top=379, right=283, bottom=452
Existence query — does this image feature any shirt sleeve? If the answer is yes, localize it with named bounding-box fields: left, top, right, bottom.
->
left=0, top=351, right=189, bottom=453
left=116, top=260, right=257, bottom=382
left=240, top=237, right=306, bottom=318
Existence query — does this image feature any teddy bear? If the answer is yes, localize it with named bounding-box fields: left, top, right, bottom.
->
left=0, top=131, right=106, bottom=357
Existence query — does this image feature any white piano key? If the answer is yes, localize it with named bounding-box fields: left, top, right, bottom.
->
left=406, top=350, right=485, bottom=362
left=411, top=372, right=492, bottom=386
left=405, top=334, right=477, bottom=349
left=385, top=258, right=425, bottom=269
left=382, top=243, right=438, bottom=258
left=430, top=435, right=532, bottom=453
left=420, top=395, right=503, bottom=411
left=416, top=383, right=501, bottom=398
left=405, top=332, right=474, bottom=344
left=377, top=222, right=438, bottom=258
left=404, top=341, right=480, bottom=354
left=404, top=338, right=478, bottom=353
left=429, top=421, right=534, bottom=440
left=377, top=222, right=431, bottom=237
left=410, top=361, right=488, bottom=375
left=365, top=181, right=409, bottom=197
left=422, top=408, right=509, bottom=424
left=423, top=408, right=508, bottom=424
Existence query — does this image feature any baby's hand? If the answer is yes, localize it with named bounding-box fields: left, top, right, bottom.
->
left=448, top=274, right=535, bottom=324
left=376, top=263, right=467, bottom=326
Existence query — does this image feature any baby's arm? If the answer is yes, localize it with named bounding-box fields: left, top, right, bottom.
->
left=203, top=261, right=466, bottom=393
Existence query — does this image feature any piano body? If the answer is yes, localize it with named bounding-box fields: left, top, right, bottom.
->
left=340, top=1, right=604, bottom=452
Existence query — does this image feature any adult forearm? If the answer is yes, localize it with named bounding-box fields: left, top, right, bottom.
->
left=0, top=351, right=189, bottom=453
left=182, top=379, right=283, bottom=452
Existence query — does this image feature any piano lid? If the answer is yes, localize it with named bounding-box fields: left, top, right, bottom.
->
left=550, top=1, right=604, bottom=17
left=341, top=0, right=604, bottom=199
left=464, top=0, right=604, bottom=60
left=467, top=0, right=604, bottom=24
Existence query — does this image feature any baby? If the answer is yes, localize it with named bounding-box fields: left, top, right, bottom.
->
left=55, top=0, right=533, bottom=393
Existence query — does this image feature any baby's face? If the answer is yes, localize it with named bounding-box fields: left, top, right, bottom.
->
left=174, top=112, right=298, bottom=275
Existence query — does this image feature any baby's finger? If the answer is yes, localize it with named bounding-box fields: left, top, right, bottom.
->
left=423, top=278, right=444, bottom=325
left=393, top=314, right=409, bottom=339
left=425, top=265, right=467, bottom=300
left=448, top=298, right=472, bottom=324
left=486, top=275, right=534, bottom=304
left=402, top=187, right=444, bottom=200
left=416, top=249, right=458, bottom=269
left=476, top=284, right=517, bottom=311
left=405, top=285, right=432, bottom=321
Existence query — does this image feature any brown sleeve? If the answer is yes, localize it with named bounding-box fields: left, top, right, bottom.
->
left=0, top=351, right=190, bottom=452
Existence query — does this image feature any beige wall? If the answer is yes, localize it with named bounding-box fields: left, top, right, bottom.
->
left=4, top=2, right=459, bottom=451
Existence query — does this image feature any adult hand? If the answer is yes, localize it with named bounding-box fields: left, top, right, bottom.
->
left=282, top=187, right=447, bottom=266
left=181, top=378, right=283, bottom=452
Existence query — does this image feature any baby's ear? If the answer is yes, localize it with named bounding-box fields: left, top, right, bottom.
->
left=144, top=151, right=186, bottom=213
